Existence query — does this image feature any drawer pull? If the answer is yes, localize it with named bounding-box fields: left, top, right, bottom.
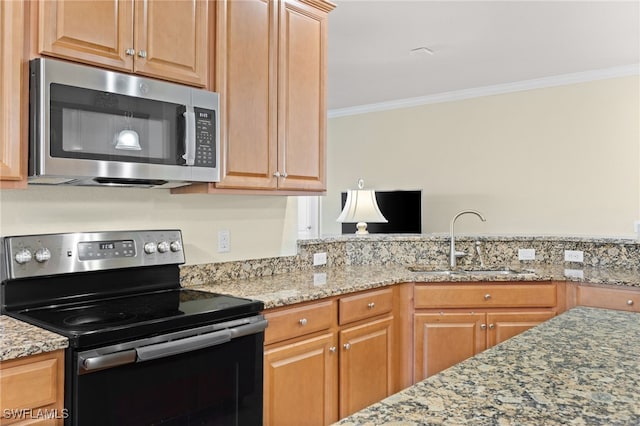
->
left=627, top=300, right=634, bottom=306
left=484, top=294, right=492, bottom=301
left=367, top=302, right=376, bottom=309
left=298, top=318, right=308, bottom=326
left=343, top=343, right=351, bottom=350
left=480, top=324, right=487, bottom=330
left=329, top=346, right=337, bottom=353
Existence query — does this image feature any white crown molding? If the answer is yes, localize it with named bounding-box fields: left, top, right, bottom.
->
left=328, top=64, right=640, bottom=119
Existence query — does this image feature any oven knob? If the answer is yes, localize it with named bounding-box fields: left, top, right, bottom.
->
left=144, top=242, right=157, bottom=254
left=35, top=248, right=52, bottom=263
left=170, top=241, right=182, bottom=252
left=157, top=241, right=170, bottom=253
left=15, top=249, right=33, bottom=264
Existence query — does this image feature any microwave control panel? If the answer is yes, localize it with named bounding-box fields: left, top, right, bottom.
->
left=194, top=107, right=216, bottom=167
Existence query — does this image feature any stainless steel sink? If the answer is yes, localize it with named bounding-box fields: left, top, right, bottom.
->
left=408, top=266, right=535, bottom=276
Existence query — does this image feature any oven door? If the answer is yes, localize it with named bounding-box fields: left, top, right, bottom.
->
left=71, top=316, right=267, bottom=426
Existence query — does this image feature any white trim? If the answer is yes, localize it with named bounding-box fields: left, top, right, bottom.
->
left=328, top=64, right=640, bottom=118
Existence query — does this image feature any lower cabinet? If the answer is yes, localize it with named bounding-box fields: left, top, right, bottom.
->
left=575, top=283, right=640, bottom=312
left=413, top=282, right=558, bottom=381
left=0, top=349, right=65, bottom=425
left=263, top=287, right=400, bottom=426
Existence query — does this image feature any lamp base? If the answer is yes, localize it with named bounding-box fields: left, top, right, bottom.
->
left=355, top=222, right=369, bottom=234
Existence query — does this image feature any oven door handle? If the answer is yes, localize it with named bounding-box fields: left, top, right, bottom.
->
left=136, top=319, right=268, bottom=362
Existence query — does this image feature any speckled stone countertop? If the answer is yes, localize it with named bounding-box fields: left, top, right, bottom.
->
left=192, top=264, right=640, bottom=309
left=0, top=316, right=68, bottom=362
left=335, top=306, right=640, bottom=426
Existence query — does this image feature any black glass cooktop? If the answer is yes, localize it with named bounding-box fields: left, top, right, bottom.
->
left=10, top=289, right=263, bottom=348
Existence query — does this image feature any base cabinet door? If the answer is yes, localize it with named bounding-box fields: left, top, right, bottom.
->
left=414, top=312, right=485, bottom=382
left=263, top=332, right=338, bottom=426
left=487, top=311, right=556, bottom=347
left=338, top=317, right=393, bottom=418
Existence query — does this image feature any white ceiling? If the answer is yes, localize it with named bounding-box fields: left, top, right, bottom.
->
left=327, top=1, right=640, bottom=112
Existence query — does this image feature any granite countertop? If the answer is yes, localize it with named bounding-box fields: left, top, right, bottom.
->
left=193, top=264, right=640, bottom=309
left=335, top=306, right=640, bottom=425
left=0, top=315, right=68, bottom=362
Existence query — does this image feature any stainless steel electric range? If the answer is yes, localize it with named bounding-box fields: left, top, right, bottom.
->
left=0, top=230, right=266, bottom=425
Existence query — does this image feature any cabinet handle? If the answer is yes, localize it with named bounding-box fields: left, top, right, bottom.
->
left=137, top=50, right=147, bottom=59
left=484, top=294, right=492, bottom=301
left=489, top=323, right=495, bottom=330
left=480, top=324, right=487, bottom=330
left=329, top=346, right=336, bottom=353
left=125, top=48, right=135, bottom=56
left=298, top=318, right=308, bottom=326
left=627, top=300, right=634, bottom=306
left=273, top=171, right=281, bottom=178
left=367, top=302, right=375, bottom=309
left=343, top=343, right=351, bottom=350
left=281, top=172, right=288, bottom=178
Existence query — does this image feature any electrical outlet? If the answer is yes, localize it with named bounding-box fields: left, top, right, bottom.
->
left=217, top=230, right=230, bottom=253
left=564, top=250, right=583, bottom=263
left=518, top=248, right=536, bottom=261
left=313, top=252, right=327, bottom=266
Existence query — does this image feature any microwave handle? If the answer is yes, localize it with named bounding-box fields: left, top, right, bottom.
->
left=182, top=109, right=196, bottom=166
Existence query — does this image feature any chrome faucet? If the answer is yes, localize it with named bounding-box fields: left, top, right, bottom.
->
left=449, top=210, right=486, bottom=269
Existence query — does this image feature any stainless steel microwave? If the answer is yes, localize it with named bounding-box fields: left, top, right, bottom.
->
left=29, top=58, right=220, bottom=188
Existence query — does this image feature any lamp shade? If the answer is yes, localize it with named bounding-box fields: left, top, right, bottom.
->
left=337, top=189, right=388, bottom=234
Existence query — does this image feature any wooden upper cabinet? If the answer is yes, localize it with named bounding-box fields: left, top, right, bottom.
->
left=38, top=0, right=208, bottom=87
left=215, top=0, right=278, bottom=189
left=0, top=0, right=27, bottom=187
left=179, top=0, right=334, bottom=194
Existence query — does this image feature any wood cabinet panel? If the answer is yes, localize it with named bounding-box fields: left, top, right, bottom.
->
left=339, top=288, right=393, bottom=325
left=414, top=312, right=485, bottom=382
left=487, top=311, right=556, bottom=347
left=0, top=0, right=27, bottom=186
left=576, top=284, right=640, bottom=313
left=264, top=299, right=336, bottom=345
left=264, top=332, right=338, bottom=426
left=39, top=0, right=133, bottom=71
left=133, top=0, right=208, bottom=86
left=339, top=317, right=393, bottom=418
left=0, top=350, right=64, bottom=425
left=415, top=283, right=557, bottom=309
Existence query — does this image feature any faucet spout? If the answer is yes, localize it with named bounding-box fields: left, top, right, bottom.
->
left=449, top=210, right=486, bottom=269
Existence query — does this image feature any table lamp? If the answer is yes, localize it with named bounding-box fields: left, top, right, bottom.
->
left=337, top=179, right=388, bottom=234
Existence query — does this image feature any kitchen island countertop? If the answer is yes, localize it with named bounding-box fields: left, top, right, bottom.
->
left=335, top=306, right=640, bottom=425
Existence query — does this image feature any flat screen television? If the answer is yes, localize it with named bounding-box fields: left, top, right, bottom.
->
left=340, top=190, right=422, bottom=234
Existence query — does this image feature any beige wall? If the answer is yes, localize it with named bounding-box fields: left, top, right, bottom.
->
left=0, top=186, right=299, bottom=265
left=322, top=76, right=640, bottom=237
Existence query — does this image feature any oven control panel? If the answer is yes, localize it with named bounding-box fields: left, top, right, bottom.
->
left=2, top=230, right=185, bottom=279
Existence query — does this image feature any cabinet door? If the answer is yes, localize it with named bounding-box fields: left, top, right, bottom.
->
left=39, top=0, right=134, bottom=71
left=264, top=333, right=338, bottom=426
left=134, top=0, right=208, bottom=87
left=276, top=0, right=328, bottom=191
left=487, top=311, right=556, bottom=347
left=214, top=0, right=278, bottom=189
left=339, top=317, right=393, bottom=418
left=414, top=312, right=486, bottom=381
left=0, top=0, right=26, bottom=186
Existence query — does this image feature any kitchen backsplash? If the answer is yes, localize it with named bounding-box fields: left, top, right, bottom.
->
left=180, top=235, right=640, bottom=286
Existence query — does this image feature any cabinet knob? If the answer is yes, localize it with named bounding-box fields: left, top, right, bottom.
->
left=281, top=172, right=288, bottom=178
left=367, top=302, right=375, bottom=309
left=329, top=346, right=337, bottom=353
left=125, top=48, right=135, bottom=56
left=627, top=300, right=634, bottom=306
left=273, top=171, right=281, bottom=178
left=484, top=294, right=492, bottom=301
left=480, top=324, right=487, bottom=330
left=137, top=50, right=147, bottom=59
left=298, top=318, right=308, bottom=326
left=343, top=343, right=351, bottom=350
left=489, top=323, right=495, bottom=330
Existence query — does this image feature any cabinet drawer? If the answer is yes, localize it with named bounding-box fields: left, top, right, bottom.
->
left=339, top=288, right=393, bottom=325
left=577, top=285, right=640, bottom=312
left=415, top=283, right=557, bottom=309
left=265, top=300, right=336, bottom=345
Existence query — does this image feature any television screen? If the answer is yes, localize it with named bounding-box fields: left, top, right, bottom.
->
left=340, top=190, right=422, bottom=234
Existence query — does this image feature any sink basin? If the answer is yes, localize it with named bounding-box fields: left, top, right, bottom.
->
left=408, top=266, right=535, bottom=276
